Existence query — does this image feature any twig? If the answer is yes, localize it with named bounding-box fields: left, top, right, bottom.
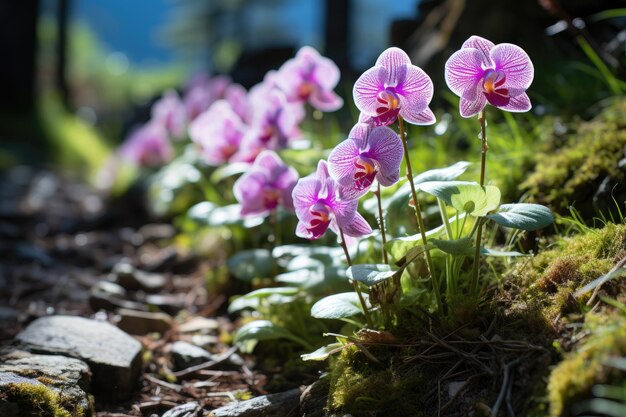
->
left=173, top=346, right=238, bottom=378
left=491, top=355, right=526, bottom=417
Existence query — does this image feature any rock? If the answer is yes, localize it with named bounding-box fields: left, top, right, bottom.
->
left=300, top=379, right=329, bottom=417
left=139, top=223, right=176, bottom=241
left=178, top=317, right=220, bottom=334
left=208, top=388, right=302, bottom=417
left=0, top=351, right=93, bottom=417
left=15, top=315, right=142, bottom=401
left=161, top=401, right=202, bottom=417
left=170, top=341, right=213, bottom=371
left=113, top=261, right=167, bottom=292
left=145, top=294, right=185, bottom=315
left=89, top=284, right=148, bottom=312
left=116, top=308, right=173, bottom=335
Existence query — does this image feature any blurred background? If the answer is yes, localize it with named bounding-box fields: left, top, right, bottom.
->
left=0, top=0, right=624, bottom=178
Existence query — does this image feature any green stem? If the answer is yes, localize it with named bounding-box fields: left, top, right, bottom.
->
left=472, top=109, right=488, bottom=295
left=438, top=198, right=454, bottom=299
left=374, top=184, right=389, bottom=265
left=398, top=115, right=442, bottom=313
left=339, top=227, right=374, bottom=328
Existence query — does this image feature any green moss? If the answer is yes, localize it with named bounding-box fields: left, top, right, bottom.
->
left=328, top=345, right=424, bottom=416
left=514, top=223, right=626, bottom=321
left=548, top=314, right=626, bottom=417
left=0, top=381, right=82, bottom=417
left=521, top=98, right=626, bottom=218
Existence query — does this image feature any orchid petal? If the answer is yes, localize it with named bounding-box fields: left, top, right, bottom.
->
left=342, top=212, right=373, bottom=237
left=367, top=126, right=404, bottom=187
left=328, top=139, right=360, bottom=189
left=331, top=198, right=359, bottom=229
left=498, top=92, right=532, bottom=113
left=292, top=178, right=322, bottom=217
left=234, top=172, right=268, bottom=216
left=310, top=90, right=343, bottom=112
left=311, top=56, right=341, bottom=91
left=461, top=36, right=495, bottom=66
left=444, top=48, right=484, bottom=100
left=375, top=47, right=411, bottom=82
left=402, top=106, right=436, bottom=125
left=490, top=43, right=534, bottom=91
left=353, top=66, right=386, bottom=115
left=348, top=121, right=373, bottom=142
left=459, top=95, right=487, bottom=118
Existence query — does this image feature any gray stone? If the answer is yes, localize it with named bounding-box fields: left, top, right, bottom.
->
left=113, top=262, right=167, bottom=292
left=171, top=341, right=213, bottom=371
left=0, top=351, right=93, bottom=417
left=300, top=379, right=329, bottom=417
left=15, top=315, right=142, bottom=401
left=208, top=388, right=302, bottom=417
left=116, top=308, right=173, bottom=335
left=161, top=401, right=202, bottom=417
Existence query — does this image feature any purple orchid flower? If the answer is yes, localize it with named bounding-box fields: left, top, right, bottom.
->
left=292, top=161, right=372, bottom=241
left=152, top=90, right=187, bottom=139
left=444, top=36, right=534, bottom=118
left=120, top=122, right=173, bottom=167
left=247, top=89, right=304, bottom=150
left=233, top=150, right=299, bottom=216
left=224, top=83, right=251, bottom=123
left=277, top=46, right=343, bottom=112
left=183, top=75, right=231, bottom=121
left=353, top=47, right=435, bottom=127
left=188, top=100, right=246, bottom=166
left=328, top=122, right=403, bottom=199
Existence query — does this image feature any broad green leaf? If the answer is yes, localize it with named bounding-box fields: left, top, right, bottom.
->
left=301, top=343, right=344, bottom=361
left=384, top=162, right=472, bottom=209
left=234, top=320, right=307, bottom=348
left=347, top=264, right=396, bottom=286
left=227, top=249, right=273, bottom=281
left=486, top=203, right=554, bottom=231
left=227, top=296, right=260, bottom=313
left=275, top=269, right=321, bottom=286
left=420, top=181, right=500, bottom=216
left=311, top=292, right=369, bottom=319
left=480, top=248, right=526, bottom=257
left=430, top=237, right=474, bottom=255
left=242, top=287, right=299, bottom=299
left=187, top=201, right=218, bottom=224
left=210, top=162, right=250, bottom=183
left=385, top=221, right=450, bottom=261
left=208, top=204, right=264, bottom=228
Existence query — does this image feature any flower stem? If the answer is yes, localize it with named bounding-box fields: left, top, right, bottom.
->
left=438, top=198, right=454, bottom=298
left=472, top=109, right=488, bottom=295
left=339, top=227, right=374, bottom=328
left=374, top=184, right=389, bottom=265
left=398, top=115, right=442, bottom=314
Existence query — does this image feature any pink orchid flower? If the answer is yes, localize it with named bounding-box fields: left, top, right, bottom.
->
left=444, top=36, right=534, bottom=117
left=277, top=46, right=343, bottom=112
left=353, top=47, right=435, bottom=126
left=328, top=120, right=403, bottom=199
left=292, top=161, right=372, bottom=240
left=151, top=90, right=187, bottom=139
left=120, top=122, right=173, bottom=167
left=233, top=150, right=299, bottom=216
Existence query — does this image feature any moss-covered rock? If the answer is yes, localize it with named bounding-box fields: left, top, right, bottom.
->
left=521, top=98, right=626, bottom=219
left=327, top=345, right=424, bottom=416
left=548, top=313, right=626, bottom=417
left=513, top=223, right=626, bottom=321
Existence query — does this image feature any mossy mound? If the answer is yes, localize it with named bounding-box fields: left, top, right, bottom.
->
left=0, top=379, right=81, bottom=417
left=521, top=98, right=626, bottom=219
left=513, top=223, right=626, bottom=321
left=327, top=345, right=424, bottom=416
left=548, top=313, right=626, bottom=417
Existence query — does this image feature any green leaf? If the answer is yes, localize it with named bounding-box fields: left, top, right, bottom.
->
left=311, top=292, right=369, bottom=319
left=210, top=162, right=250, bottom=183
left=420, top=181, right=500, bottom=216
left=242, top=287, right=299, bottom=299
left=227, top=296, right=260, bottom=313
left=486, top=203, right=554, bottom=231
left=208, top=204, right=265, bottom=228
left=234, top=320, right=310, bottom=350
left=480, top=248, right=526, bottom=257
left=430, top=237, right=474, bottom=255
left=301, top=343, right=345, bottom=361
left=347, top=264, right=396, bottom=286
left=227, top=249, right=273, bottom=281
left=187, top=201, right=218, bottom=224
left=385, top=162, right=472, bottom=209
